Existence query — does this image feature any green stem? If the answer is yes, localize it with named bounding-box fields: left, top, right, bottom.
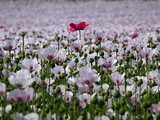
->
left=22, top=36, right=25, bottom=59
left=57, top=37, right=60, bottom=51
left=158, top=86, right=160, bottom=103
left=79, top=30, right=81, bottom=40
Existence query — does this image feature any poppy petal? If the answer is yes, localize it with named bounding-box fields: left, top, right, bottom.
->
left=77, top=22, right=89, bottom=30
left=70, top=23, right=77, bottom=29
left=70, top=27, right=75, bottom=32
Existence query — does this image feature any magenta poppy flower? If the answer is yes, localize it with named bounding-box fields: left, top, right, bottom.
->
left=0, top=26, right=3, bottom=29
left=69, top=22, right=89, bottom=32
left=129, top=33, right=138, bottom=39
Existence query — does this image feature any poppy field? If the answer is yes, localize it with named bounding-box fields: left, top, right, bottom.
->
left=0, top=0, right=160, bottom=120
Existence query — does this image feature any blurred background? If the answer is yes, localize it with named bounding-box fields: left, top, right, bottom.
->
left=0, top=0, right=159, bottom=32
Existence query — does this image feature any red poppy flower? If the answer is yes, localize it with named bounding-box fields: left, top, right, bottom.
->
left=69, top=22, right=89, bottom=32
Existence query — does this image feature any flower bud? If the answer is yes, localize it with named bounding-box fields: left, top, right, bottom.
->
left=0, top=65, right=3, bottom=71
left=55, top=87, right=61, bottom=94
left=73, top=83, right=78, bottom=89
left=120, top=97, right=126, bottom=106
left=43, top=44, right=47, bottom=48
left=35, top=103, right=40, bottom=108
left=44, top=108, right=49, bottom=113
left=114, top=102, right=120, bottom=110
left=119, top=60, right=123, bottom=65
left=14, top=58, right=19, bottom=63
left=104, top=95, right=108, bottom=101
left=147, top=101, right=151, bottom=108
left=119, top=108, right=125, bottom=115
left=110, top=116, right=115, bottom=120
left=81, top=111, right=87, bottom=116
left=59, top=104, right=65, bottom=113
left=131, top=107, right=135, bottom=113
left=51, top=73, right=55, bottom=78
left=31, top=53, right=35, bottom=58
left=125, top=56, right=130, bottom=62
left=40, top=74, right=46, bottom=80
left=91, top=98, right=98, bottom=104
left=134, top=77, right=138, bottom=82
left=141, top=102, right=148, bottom=109
left=99, top=51, right=104, bottom=57
left=156, top=113, right=160, bottom=120
left=100, top=69, right=104, bottom=74
left=151, top=43, right=156, bottom=49
left=59, top=73, right=66, bottom=79
left=89, top=50, right=93, bottom=54
left=5, top=56, right=11, bottom=63
left=96, top=41, right=100, bottom=46
left=125, top=91, right=132, bottom=98
left=64, top=114, right=69, bottom=119
left=114, top=90, right=120, bottom=98
left=94, top=110, right=99, bottom=116
left=129, top=54, right=134, bottom=59
left=98, top=100, right=105, bottom=107
left=79, top=50, right=83, bottom=57
left=146, top=113, right=152, bottom=120
left=123, top=47, right=126, bottom=50
left=74, top=58, right=79, bottom=63
left=137, top=79, right=143, bottom=86
left=20, top=31, right=26, bottom=37
left=62, top=63, right=67, bottom=68
left=123, top=65, right=128, bottom=70
left=84, top=53, right=87, bottom=58
left=89, top=58, right=94, bottom=63
left=132, top=46, right=136, bottom=51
